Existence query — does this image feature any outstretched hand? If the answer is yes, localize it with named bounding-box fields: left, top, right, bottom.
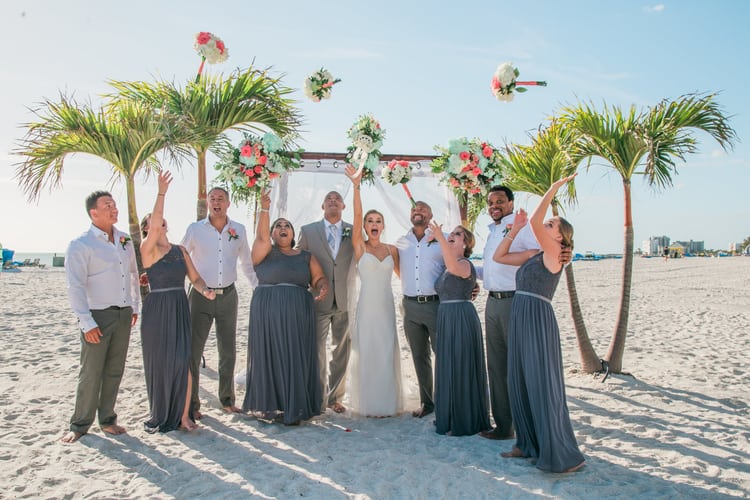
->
left=427, top=220, right=445, bottom=242
left=512, top=209, right=528, bottom=230
left=553, top=173, right=577, bottom=189
left=345, top=165, right=362, bottom=186
left=259, top=189, right=271, bottom=211
left=157, top=170, right=173, bottom=194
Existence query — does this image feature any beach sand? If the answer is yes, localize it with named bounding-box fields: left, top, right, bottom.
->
left=1, top=257, right=748, bottom=498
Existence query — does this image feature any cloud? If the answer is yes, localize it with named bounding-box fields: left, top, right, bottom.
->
left=644, top=4, right=665, bottom=13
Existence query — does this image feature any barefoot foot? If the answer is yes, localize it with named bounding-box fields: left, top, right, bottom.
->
left=101, top=424, right=127, bottom=436
left=180, top=418, right=198, bottom=431
left=501, top=446, right=528, bottom=458
left=61, top=431, right=84, bottom=443
left=563, top=461, right=585, bottom=473
left=194, top=410, right=203, bottom=420
left=222, top=405, right=242, bottom=414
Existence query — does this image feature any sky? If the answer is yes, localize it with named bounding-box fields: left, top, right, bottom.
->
left=1, top=0, right=748, bottom=254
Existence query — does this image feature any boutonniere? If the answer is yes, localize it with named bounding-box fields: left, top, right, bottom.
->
left=119, top=235, right=131, bottom=250
left=228, top=228, right=239, bottom=241
left=341, top=227, right=352, bottom=239
left=502, top=224, right=513, bottom=237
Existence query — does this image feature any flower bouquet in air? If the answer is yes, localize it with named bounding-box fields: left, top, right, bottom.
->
left=491, top=61, right=547, bottom=102
left=193, top=31, right=229, bottom=81
left=345, top=114, right=385, bottom=185
left=431, top=138, right=505, bottom=215
left=304, top=68, right=341, bottom=102
left=381, top=159, right=416, bottom=207
left=214, top=132, right=303, bottom=205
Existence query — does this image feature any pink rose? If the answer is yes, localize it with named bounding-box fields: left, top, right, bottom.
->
left=482, top=146, right=493, bottom=158
left=449, top=178, right=460, bottom=187
left=240, top=145, right=253, bottom=157
left=491, top=76, right=500, bottom=91
left=254, top=165, right=263, bottom=173
left=244, top=169, right=255, bottom=177
left=399, top=160, right=409, bottom=168
left=269, top=172, right=280, bottom=179
left=196, top=32, right=211, bottom=45
left=257, top=155, right=268, bottom=165
left=247, top=178, right=257, bottom=186
left=459, top=151, right=470, bottom=161
left=215, top=40, right=225, bottom=54
left=472, top=167, right=482, bottom=176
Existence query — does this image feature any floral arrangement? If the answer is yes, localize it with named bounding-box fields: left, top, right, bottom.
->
left=194, top=31, right=229, bottom=81
left=345, top=114, right=385, bottom=184
left=342, top=227, right=352, bottom=239
left=431, top=137, right=505, bottom=198
left=304, top=68, right=341, bottom=102
left=227, top=228, right=239, bottom=241
left=491, top=61, right=547, bottom=102
left=381, top=159, right=416, bottom=207
left=214, top=132, right=303, bottom=205
left=119, top=235, right=131, bottom=250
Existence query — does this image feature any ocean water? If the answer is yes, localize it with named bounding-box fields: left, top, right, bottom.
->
left=3, top=252, right=63, bottom=267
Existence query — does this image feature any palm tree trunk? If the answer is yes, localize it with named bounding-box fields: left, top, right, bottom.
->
left=125, top=176, right=148, bottom=299
left=564, top=264, right=601, bottom=372
left=196, top=148, right=207, bottom=220
left=606, top=179, right=634, bottom=373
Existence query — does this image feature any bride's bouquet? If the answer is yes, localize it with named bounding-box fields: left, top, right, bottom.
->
left=491, top=61, right=547, bottom=102
left=345, top=114, right=385, bottom=185
left=431, top=137, right=505, bottom=198
left=194, top=31, right=229, bottom=81
left=214, top=132, right=303, bottom=205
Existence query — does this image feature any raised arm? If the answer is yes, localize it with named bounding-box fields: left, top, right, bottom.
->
left=345, top=165, right=366, bottom=261
left=493, top=209, right=539, bottom=265
left=530, top=174, right=577, bottom=272
left=428, top=220, right=470, bottom=278
left=251, top=189, right=273, bottom=265
left=141, top=171, right=172, bottom=267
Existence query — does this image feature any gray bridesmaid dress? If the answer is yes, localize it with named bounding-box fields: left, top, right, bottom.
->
left=507, top=252, right=584, bottom=472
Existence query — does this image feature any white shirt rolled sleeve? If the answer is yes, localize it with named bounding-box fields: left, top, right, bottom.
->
left=482, top=214, right=539, bottom=292
left=396, top=229, right=446, bottom=296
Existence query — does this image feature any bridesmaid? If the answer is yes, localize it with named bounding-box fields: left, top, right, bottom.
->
left=428, top=221, right=491, bottom=436
left=140, top=171, right=215, bottom=432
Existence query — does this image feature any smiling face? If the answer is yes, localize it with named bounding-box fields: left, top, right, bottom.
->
left=207, top=188, right=230, bottom=220
left=89, top=195, right=118, bottom=230
left=487, top=189, right=514, bottom=223
left=271, top=218, right=295, bottom=248
left=363, top=210, right=384, bottom=241
left=447, top=225, right=475, bottom=258
left=410, top=201, right=433, bottom=228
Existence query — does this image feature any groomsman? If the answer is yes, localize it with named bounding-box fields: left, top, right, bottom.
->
left=62, top=191, right=140, bottom=443
left=297, top=191, right=355, bottom=413
left=181, top=187, right=257, bottom=418
left=396, top=201, right=446, bottom=418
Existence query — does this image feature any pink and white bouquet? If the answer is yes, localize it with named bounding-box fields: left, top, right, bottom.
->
left=214, top=132, right=303, bottom=204
left=194, top=31, right=228, bottom=81
left=381, top=159, right=416, bottom=207
left=491, top=61, right=547, bottom=102
left=431, top=137, right=505, bottom=199
left=304, top=68, right=341, bottom=102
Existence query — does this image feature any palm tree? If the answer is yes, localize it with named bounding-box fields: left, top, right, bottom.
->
left=559, top=93, right=737, bottom=373
left=14, top=95, right=187, bottom=295
left=503, top=121, right=602, bottom=373
left=109, top=66, right=302, bottom=220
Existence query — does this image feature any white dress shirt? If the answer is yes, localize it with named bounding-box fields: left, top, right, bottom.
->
left=396, top=228, right=446, bottom=296
left=180, top=217, right=258, bottom=289
left=482, top=213, right=539, bottom=292
left=66, top=224, right=140, bottom=333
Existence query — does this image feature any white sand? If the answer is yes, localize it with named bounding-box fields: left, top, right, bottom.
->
left=1, top=257, right=749, bottom=498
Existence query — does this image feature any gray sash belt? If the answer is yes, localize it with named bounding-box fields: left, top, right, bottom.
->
left=440, top=299, right=470, bottom=304
left=515, top=290, right=552, bottom=304
left=150, top=287, right=184, bottom=293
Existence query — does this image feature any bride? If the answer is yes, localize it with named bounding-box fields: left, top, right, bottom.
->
left=345, top=165, right=404, bottom=417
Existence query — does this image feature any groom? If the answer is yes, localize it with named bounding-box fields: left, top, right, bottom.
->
left=297, top=191, right=355, bottom=413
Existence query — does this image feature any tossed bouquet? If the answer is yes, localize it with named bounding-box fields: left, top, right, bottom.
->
left=214, top=132, right=302, bottom=204
left=304, top=68, right=341, bottom=102
left=491, top=61, right=547, bottom=102
left=194, top=31, right=229, bottom=81
left=431, top=137, right=505, bottom=198
left=381, top=159, right=416, bottom=207
left=345, top=114, right=385, bottom=184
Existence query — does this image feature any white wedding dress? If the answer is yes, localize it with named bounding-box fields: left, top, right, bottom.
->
left=348, top=252, right=403, bottom=417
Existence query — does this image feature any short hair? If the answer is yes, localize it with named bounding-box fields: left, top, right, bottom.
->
left=488, top=185, right=514, bottom=202
left=271, top=217, right=296, bottom=247
left=85, top=191, right=112, bottom=216
left=208, top=186, right=230, bottom=199
left=456, top=225, right=476, bottom=258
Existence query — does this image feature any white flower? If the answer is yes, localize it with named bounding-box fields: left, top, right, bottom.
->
left=495, top=62, right=517, bottom=88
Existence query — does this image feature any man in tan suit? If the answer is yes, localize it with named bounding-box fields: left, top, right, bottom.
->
left=297, top=191, right=355, bottom=413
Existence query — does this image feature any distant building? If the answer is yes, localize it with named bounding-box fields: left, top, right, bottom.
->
left=643, top=236, right=670, bottom=256
left=729, top=242, right=744, bottom=254
left=674, top=240, right=704, bottom=255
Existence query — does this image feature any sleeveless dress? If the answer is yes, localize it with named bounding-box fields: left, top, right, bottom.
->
left=434, top=260, right=491, bottom=436
left=141, top=244, right=193, bottom=433
left=348, top=252, right=403, bottom=417
left=242, top=247, right=322, bottom=424
left=507, top=252, right=584, bottom=472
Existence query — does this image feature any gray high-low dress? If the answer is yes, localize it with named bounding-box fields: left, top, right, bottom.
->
left=507, top=252, right=584, bottom=472
left=141, top=245, right=193, bottom=433
left=434, top=260, right=491, bottom=436
left=242, top=247, right=322, bottom=424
